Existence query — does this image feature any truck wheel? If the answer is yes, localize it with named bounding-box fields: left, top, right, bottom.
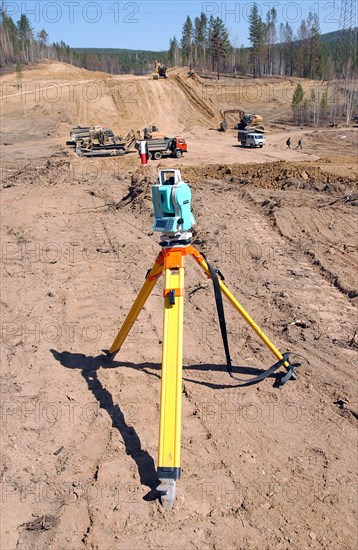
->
left=153, top=151, right=162, bottom=160
left=174, top=149, right=183, bottom=158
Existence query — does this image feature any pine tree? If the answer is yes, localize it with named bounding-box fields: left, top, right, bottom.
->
left=308, top=13, right=322, bottom=79
left=37, top=29, right=49, bottom=58
left=181, top=16, right=193, bottom=67
left=210, top=17, right=231, bottom=79
left=265, top=7, right=277, bottom=74
left=207, top=16, right=215, bottom=71
left=0, top=7, right=19, bottom=63
left=37, top=29, right=48, bottom=46
left=284, top=23, right=294, bottom=76
left=194, top=12, right=208, bottom=67
left=248, top=3, right=265, bottom=76
left=297, top=19, right=309, bottom=78
left=17, top=14, right=34, bottom=62
left=292, top=83, right=305, bottom=124
left=168, top=36, right=179, bottom=67
left=320, top=90, right=328, bottom=122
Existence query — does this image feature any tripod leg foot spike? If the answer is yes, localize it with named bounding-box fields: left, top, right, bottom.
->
left=102, top=349, right=118, bottom=361
left=157, top=479, right=176, bottom=510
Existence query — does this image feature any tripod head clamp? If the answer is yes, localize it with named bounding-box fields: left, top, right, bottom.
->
left=151, top=170, right=196, bottom=245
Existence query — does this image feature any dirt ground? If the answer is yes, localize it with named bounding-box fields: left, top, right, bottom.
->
left=1, top=62, right=357, bottom=550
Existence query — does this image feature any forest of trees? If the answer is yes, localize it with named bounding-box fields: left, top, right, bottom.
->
left=1, top=1, right=356, bottom=81
left=1, top=1, right=356, bottom=80
left=169, top=4, right=357, bottom=80
left=0, top=6, right=167, bottom=75
left=71, top=48, right=167, bottom=75
left=0, top=7, right=71, bottom=68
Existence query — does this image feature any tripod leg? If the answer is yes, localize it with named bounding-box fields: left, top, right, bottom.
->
left=189, top=246, right=288, bottom=366
left=157, top=259, right=185, bottom=510
left=107, top=252, right=164, bottom=358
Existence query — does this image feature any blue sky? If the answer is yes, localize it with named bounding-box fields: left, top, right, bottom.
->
left=4, top=1, right=346, bottom=50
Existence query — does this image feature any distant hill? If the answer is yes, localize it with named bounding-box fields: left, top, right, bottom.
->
left=320, top=27, right=358, bottom=44
left=267, top=27, right=357, bottom=48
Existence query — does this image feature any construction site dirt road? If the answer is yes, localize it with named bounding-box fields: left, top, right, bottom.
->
left=1, top=62, right=357, bottom=550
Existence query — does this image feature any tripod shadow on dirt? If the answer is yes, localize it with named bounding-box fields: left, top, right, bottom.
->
left=50, top=349, right=161, bottom=502
left=107, top=361, right=288, bottom=388
left=51, top=350, right=290, bottom=499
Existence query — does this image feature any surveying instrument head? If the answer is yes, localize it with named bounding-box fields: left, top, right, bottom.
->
left=151, top=169, right=196, bottom=246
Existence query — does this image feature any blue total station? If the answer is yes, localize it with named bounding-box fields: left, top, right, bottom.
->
left=151, top=170, right=196, bottom=234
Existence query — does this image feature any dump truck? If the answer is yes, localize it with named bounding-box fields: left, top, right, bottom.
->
left=238, top=131, right=265, bottom=148
left=136, top=137, right=187, bottom=160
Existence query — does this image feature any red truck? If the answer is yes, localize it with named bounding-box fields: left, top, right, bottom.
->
left=136, top=137, right=188, bottom=160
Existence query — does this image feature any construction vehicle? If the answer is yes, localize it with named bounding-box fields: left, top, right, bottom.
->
left=144, top=125, right=166, bottom=139
left=153, top=60, right=168, bottom=80
left=75, top=129, right=141, bottom=157
left=67, top=126, right=117, bottom=147
left=136, top=137, right=187, bottom=160
left=219, top=109, right=265, bottom=132
left=66, top=126, right=92, bottom=145
left=238, top=131, right=265, bottom=148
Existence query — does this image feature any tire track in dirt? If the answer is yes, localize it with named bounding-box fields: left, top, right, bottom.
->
left=190, top=184, right=357, bottom=390
left=257, top=200, right=358, bottom=302
left=173, top=74, right=219, bottom=125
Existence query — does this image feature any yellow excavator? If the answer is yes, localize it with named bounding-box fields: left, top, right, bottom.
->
left=219, top=109, right=264, bottom=132
left=153, top=60, right=168, bottom=80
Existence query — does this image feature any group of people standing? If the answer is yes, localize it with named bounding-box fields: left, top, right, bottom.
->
left=286, top=137, right=303, bottom=150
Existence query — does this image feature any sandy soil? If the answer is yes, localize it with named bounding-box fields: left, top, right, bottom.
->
left=1, top=62, right=357, bottom=550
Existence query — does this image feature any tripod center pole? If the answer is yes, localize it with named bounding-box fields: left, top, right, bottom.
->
left=157, top=245, right=189, bottom=484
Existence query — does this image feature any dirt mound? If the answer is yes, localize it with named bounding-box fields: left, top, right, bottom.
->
left=183, top=158, right=358, bottom=189
left=119, top=164, right=158, bottom=212
left=1, top=64, right=222, bottom=137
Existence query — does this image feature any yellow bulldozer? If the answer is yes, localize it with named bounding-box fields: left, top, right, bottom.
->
left=73, top=128, right=141, bottom=157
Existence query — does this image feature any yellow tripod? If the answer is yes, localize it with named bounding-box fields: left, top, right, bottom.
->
left=106, top=242, right=292, bottom=510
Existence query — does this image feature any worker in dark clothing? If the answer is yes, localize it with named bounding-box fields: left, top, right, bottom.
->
left=286, top=137, right=291, bottom=150
left=295, top=138, right=303, bottom=150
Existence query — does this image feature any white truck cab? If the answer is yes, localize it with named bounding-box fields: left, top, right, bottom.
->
left=245, top=133, right=265, bottom=148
